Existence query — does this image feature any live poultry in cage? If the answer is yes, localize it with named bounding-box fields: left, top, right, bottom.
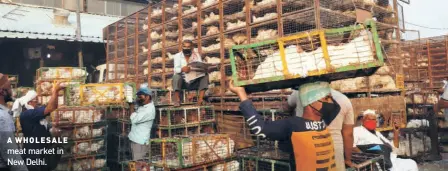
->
left=53, top=108, right=104, bottom=125
left=37, top=67, right=87, bottom=81
left=150, top=134, right=235, bottom=169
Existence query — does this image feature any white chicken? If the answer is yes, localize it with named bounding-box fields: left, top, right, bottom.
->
left=226, top=20, right=245, bottom=31
left=166, top=30, right=179, bottom=38
left=427, top=94, right=438, bottom=104
left=202, top=43, right=221, bottom=53
left=252, top=30, right=375, bottom=80
left=203, top=12, right=220, bottom=25
left=151, top=8, right=162, bottom=17
left=182, top=0, right=193, bottom=5
left=252, top=13, right=277, bottom=23
left=167, top=52, right=175, bottom=60
left=375, top=66, right=391, bottom=75
left=184, top=5, right=197, bottom=14
left=406, top=119, right=429, bottom=128
left=151, top=42, right=163, bottom=50
left=151, top=31, right=162, bottom=40
left=255, top=29, right=278, bottom=42
left=209, top=71, right=221, bottom=82
left=205, top=56, right=221, bottom=64
left=369, top=75, right=397, bottom=90
left=217, top=37, right=236, bottom=48
left=203, top=0, right=218, bottom=8
left=75, top=126, right=104, bottom=139
left=183, top=33, right=195, bottom=41
left=256, top=0, right=276, bottom=6
left=232, top=33, right=248, bottom=45
left=206, top=26, right=220, bottom=36
left=211, top=160, right=240, bottom=171
left=141, top=46, right=149, bottom=53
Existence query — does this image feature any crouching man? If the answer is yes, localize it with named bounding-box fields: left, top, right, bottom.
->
left=172, top=40, right=210, bottom=106
left=353, top=110, right=418, bottom=171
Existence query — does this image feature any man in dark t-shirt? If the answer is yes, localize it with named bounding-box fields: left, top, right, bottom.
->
left=228, top=80, right=341, bottom=171
left=20, top=83, right=64, bottom=171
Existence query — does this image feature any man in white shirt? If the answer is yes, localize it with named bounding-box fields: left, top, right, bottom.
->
left=353, top=110, right=418, bottom=171
left=172, top=40, right=209, bottom=106
left=288, top=89, right=355, bottom=170
left=435, top=79, right=448, bottom=124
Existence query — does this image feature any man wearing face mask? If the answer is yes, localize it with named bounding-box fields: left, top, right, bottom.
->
left=229, top=80, right=340, bottom=171
left=128, top=86, right=155, bottom=160
left=19, top=82, right=65, bottom=171
left=353, top=110, right=418, bottom=171
left=172, top=40, right=210, bottom=106
left=0, top=73, right=28, bottom=171
left=288, top=89, right=355, bottom=170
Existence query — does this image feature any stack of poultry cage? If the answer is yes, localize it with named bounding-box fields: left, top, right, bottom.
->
left=35, top=67, right=87, bottom=107
left=61, top=82, right=136, bottom=170
left=37, top=67, right=112, bottom=171
left=104, top=0, right=405, bottom=170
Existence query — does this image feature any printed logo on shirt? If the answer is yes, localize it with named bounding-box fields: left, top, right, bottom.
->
left=305, top=121, right=326, bottom=131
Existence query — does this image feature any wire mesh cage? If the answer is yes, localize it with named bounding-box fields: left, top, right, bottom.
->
left=223, top=0, right=246, bottom=32
left=157, top=105, right=215, bottom=127
left=238, top=156, right=291, bottom=171
left=38, top=95, right=65, bottom=107
left=157, top=123, right=216, bottom=138
left=55, top=123, right=107, bottom=141
left=36, top=67, right=87, bottom=81
left=347, top=153, right=385, bottom=171
left=55, top=154, right=107, bottom=171
left=153, top=89, right=173, bottom=106
left=61, top=138, right=106, bottom=158
left=78, top=82, right=136, bottom=106
left=230, top=19, right=384, bottom=92
left=51, top=107, right=105, bottom=126
left=184, top=90, right=199, bottom=104
left=216, top=113, right=254, bottom=150
left=149, top=134, right=235, bottom=169
left=36, top=80, right=82, bottom=96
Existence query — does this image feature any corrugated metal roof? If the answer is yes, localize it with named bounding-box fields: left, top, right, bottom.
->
left=0, top=3, right=122, bottom=43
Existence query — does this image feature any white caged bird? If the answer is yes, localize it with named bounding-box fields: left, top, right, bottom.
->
left=206, top=26, right=220, bottom=36
left=184, top=5, right=197, bottom=14
left=252, top=13, right=277, bottom=23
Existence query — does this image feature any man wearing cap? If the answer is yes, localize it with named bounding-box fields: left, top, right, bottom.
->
left=288, top=88, right=355, bottom=170
left=228, top=80, right=340, bottom=171
left=19, top=82, right=64, bottom=171
left=353, top=110, right=418, bottom=171
left=128, top=86, right=155, bottom=160
left=0, top=73, right=28, bottom=171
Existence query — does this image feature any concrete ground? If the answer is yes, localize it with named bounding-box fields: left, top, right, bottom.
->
left=418, top=153, right=448, bottom=171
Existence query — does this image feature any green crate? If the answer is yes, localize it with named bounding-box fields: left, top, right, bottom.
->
left=229, top=19, right=384, bottom=92
left=149, top=134, right=234, bottom=169
left=36, top=67, right=87, bottom=81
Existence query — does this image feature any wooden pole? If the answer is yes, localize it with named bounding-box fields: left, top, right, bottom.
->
left=76, top=0, right=84, bottom=67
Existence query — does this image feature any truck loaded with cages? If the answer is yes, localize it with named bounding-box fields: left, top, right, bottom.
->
left=230, top=19, right=385, bottom=92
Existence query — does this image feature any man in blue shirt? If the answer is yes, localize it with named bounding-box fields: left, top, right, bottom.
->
left=128, top=86, right=156, bottom=160
left=0, top=73, right=28, bottom=171
left=20, top=82, right=65, bottom=171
